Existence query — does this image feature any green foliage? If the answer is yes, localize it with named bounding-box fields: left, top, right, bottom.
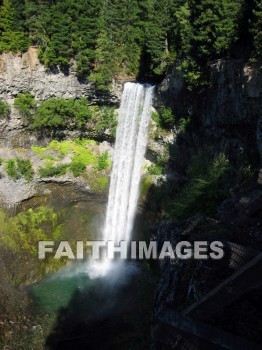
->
left=33, top=98, right=91, bottom=129
left=0, top=0, right=259, bottom=89
left=188, top=0, right=242, bottom=59
left=90, top=174, right=109, bottom=191
left=143, top=0, right=176, bottom=77
left=251, top=0, right=262, bottom=58
left=0, top=0, right=30, bottom=53
left=96, top=107, right=117, bottom=136
left=148, top=164, right=163, bottom=176
left=34, top=139, right=110, bottom=179
left=39, top=163, right=68, bottom=178
left=147, top=149, right=168, bottom=175
left=153, top=107, right=175, bottom=129
left=0, top=100, right=10, bottom=118
left=25, top=0, right=102, bottom=73
left=178, top=117, right=190, bottom=133
left=70, top=161, right=86, bottom=177
left=177, top=58, right=202, bottom=90
left=0, top=207, right=63, bottom=255
left=4, top=158, right=34, bottom=181
left=167, top=153, right=231, bottom=218
left=96, top=151, right=110, bottom=171
left=14, top=92, right=35, bottom=120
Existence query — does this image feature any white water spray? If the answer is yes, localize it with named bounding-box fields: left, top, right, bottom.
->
left=83, top=82, right=154, bottom=278
left=103, top=82, right=154, bottom=244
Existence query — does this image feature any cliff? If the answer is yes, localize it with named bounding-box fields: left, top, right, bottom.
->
left=0, top=47, right=121, bottom=103
left=0, top=48, right=122, bottom=147
left=155, top=59, right=262, bottom=175
left=151, top=59, right=262, bottom=348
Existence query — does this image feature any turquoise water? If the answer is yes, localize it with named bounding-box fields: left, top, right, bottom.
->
left=30, top=272, right=89, bottom=313
left=29, top=261, right=137, bottom=314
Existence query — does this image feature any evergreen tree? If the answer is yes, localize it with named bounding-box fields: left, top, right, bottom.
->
left=251, top=0, right=262, bottom=57
left=143, top=0, right=178, bottom=77
left=0, top=0, right=29, bottom=52
left=188, top=0, right=242, bottom=61
left=90, top=0, right=142, bottom=89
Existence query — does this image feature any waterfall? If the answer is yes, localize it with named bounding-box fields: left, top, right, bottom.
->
left=103, top=82, right=154, bottom=244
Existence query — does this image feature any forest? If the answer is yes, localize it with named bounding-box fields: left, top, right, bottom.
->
left=0, top=0, right=261, bottom=89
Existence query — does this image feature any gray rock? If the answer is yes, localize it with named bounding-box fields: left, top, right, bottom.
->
left=0, top=47, right=122, bottom=103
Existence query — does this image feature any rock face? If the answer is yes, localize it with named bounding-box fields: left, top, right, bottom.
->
left=152, top=59, right=262, bottom=349
left=155, top=59, right=262, bottom=125
left=155, top=59, right=262, bottom=179
left=0, top=47, right=122, bottom=103
left=0, top=48, right=122, bottom=146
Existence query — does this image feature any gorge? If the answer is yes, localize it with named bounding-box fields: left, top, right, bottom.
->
left=0, top=0, right=262, bottom=349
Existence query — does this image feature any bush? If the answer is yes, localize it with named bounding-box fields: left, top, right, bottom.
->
left=96, top=107, right=117, bottom=136
left=0, top=207, right=64, bottom=278
left=33, top=98, right=92, bottom=129
left=14, top=92, right=35, bottom=119
left=167, top=153, right=231, bottom=219
left=96, top=151, right=110, bottom=171
left=4, top=158, right=34, bottom=181
left=39, top=164, right=68, bottom=177
left=0, top=100, right=10, bottom=118
left=70, top=162, right=86, bottom=177
left=0, top=207, right=63, bottom=256
left=16, top=158, right=34, bottom=181
left=148, top=164, right=163, bottom=176
left=178, top=117, right=190, bottom=133
left=152, top=108, right=175, bottom=129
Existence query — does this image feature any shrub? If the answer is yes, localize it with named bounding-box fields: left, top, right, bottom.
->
left=4, top=158, right=34, bottom=181
left=14, top=92, right=35, bottom=119
left=0, top=207, right=65, bottom=278
left=33, top=98, right=92, bottom=129
left=148, top=164, right=163, bottom=175
left=96, top=107, right=117, bottom=136
left=0, top=100, right=10, bottom=118
left=152, top=108, right=175, bottom=129
left=91, top=175, right=109, bottom=191
left=16, top=158, right=34, bottom=181
left=0, top=207, right=63, bottom=256
left=178, top=117, right=190, bottom=133
left=70, top=162, right=86, bottom=177
left=167, top=153, right=230, bottom=218
left=96, top=151, right=110, bottom=171
left=39, top=164, right=68, bottom=177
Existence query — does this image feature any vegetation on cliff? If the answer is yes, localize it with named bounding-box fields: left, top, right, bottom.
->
left=0, top=0, right=260, bottom=89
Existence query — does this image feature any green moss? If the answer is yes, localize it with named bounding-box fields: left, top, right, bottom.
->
left=90, top=175, right=109, bottom=191
left=140, top=176, right=152, bottom=199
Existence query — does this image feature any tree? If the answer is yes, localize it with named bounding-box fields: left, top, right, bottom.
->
left=90, top=0, right=142, bottom=89
left=188, top=0, right=242, bottom=61
left=0, top=0, right=29, bottom=52
left=251, top=0, right=262, bottom=57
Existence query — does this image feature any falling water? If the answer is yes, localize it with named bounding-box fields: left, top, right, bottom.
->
left=103, top=82, right=154, bottom=244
